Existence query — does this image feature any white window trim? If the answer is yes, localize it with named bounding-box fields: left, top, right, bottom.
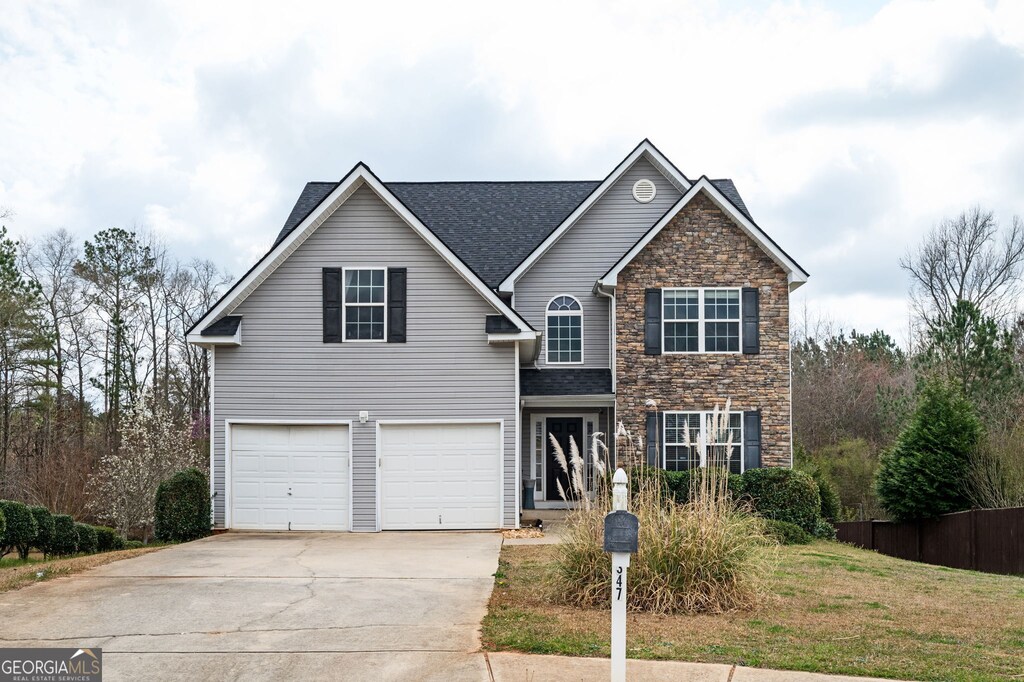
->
left=342, top=266, right=387, bottom=343
left=662, top=287, right=742, bottom=355
left=545, top=294, right=584, bottom=365
left=663, top=410, right=744, bottom=474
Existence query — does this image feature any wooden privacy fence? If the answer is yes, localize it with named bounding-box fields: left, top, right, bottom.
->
left=836, top=507, right=1024, bottom=575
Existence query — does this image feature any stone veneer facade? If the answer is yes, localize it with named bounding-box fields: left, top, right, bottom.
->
left=615, top=193, right=792, bottom=468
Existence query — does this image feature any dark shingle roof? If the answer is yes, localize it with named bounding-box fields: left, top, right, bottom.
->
left=386, top=182, right=600, bottom=288
left=520, top=368, right=613, bottom=396
left=201, top=315, right=241, bottom=336
left=710, top=179, right=752, bottom=221
left=272, top=177, right=753, bottom=288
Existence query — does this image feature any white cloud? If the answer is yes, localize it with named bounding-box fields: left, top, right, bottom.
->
left=1, top=0, right=1022, bottom=341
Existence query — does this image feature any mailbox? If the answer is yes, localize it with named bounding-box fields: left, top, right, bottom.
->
left=603, top=510, right=639, bottom=554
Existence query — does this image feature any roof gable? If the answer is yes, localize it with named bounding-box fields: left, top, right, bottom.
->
left=600, top=176, right=809, bottom=290
left=497, top=139, right=693, bottom=292
left=186, top=164, right=536, bottom=343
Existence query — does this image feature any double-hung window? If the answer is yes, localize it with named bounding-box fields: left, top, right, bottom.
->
left=664, top=411, right=744, bottom=474
left=343, top=268, right=386, bottom=341
left=663, top=288, right=740, bottom=353
left=546, top=295, right=583, bottom=364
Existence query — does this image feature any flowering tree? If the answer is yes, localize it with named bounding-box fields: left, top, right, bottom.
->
left=90, top=393, right=203, bottom=541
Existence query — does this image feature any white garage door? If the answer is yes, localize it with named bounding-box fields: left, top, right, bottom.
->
left=231, top=424, right=349, bottom=531
left=380, top=422, right=501, bottom=530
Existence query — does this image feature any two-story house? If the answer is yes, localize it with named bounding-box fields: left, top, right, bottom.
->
left=187, top=140, right=808, bottom=532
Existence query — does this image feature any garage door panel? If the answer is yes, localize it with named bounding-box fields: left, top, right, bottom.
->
left=380, top=422, right=501, bottom=530
left=230, top=424, right=350, bottom=531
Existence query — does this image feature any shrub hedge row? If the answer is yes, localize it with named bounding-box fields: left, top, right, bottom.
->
left=0, top=468, right=210, bottom=561
left=632, top=465, right=834, bottom=539
left=0, top=500, right=129, bottom=560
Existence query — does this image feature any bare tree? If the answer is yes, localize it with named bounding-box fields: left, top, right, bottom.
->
left=901, top=207, right=1024, bottom=330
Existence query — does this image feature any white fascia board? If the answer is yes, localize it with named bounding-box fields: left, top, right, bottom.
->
left=521, top=394, right=616, bottom=408
left=487, top=331, right=540, bottom=343
left=186, top=320, right=242, bottom=347
left=186, top=332, right=241, bottom=348
left=187, top=164, right=534, bottom=345
left=497, top=140, right=692, bottom=293
left=598, top=177, right=809, bottom=288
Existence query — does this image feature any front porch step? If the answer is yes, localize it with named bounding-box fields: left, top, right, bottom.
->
left=521, top=509, right=569, bottom=523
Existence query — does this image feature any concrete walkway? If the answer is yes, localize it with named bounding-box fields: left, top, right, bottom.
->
left=486, top=652, right=906, bottom=681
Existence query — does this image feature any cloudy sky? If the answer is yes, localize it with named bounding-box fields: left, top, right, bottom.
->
left=2, top=0, right=1023, bottom=342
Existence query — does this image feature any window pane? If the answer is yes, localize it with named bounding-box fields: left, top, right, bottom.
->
left=345, top=269, right=385, bottom=303
left=665, top=413, right=701, bottom=446
left=664, top=289, right=698, bottom=320
left=704, top=321, right=739, bottom=352
left=547, top=312, right=581, bottom=363
left=707, top=445, right=742, bottom=474
left=705, top=289, right=740, bottom=320
left=664, top=322, right=698, bottom=353
left=665, top=445, right=700, bottom=472
left=705, top=412, right=742, bottom=472
left=345, top=305, right=384, bottom=340
left=549, top=296, right=581, bottom=311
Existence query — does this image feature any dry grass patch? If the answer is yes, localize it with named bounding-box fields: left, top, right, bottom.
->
left=0, top=547, right=163, bottom=593
left=483, top=541, right=1024, bottom=681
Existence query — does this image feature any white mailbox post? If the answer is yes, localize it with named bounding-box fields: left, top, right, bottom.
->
left=604, top=468, right=638, bottom=682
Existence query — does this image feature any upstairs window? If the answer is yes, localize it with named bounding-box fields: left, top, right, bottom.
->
left=546, top=295, right=583, bottom=364
left=344, top=268, right=386, bottom=341
left=663, top=288, right=740, bottom=353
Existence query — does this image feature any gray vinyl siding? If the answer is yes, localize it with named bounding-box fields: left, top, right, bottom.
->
left=213, top=185, right=518, bottom=531
left=516, top=158, right=682, bottom=368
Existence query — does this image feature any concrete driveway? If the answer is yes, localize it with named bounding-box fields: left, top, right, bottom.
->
left=0, top=532, right=502, bottom=681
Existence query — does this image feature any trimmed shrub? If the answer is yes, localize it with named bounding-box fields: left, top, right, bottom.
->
left=761, top=518, right=812, bottom=545
left=155, top=468, right=211, bottom=543
left=876, top=380, right=981, bottom=521
left=812, top=518, right=838, bottom=540
left=741, top=467, right=822, bottom=534
left=50, top=515, right=78, bottom=556
left=124, top=540, right=144, bottom=550
left=814, top=472, right=842, bottom=526
left=663, top=469, right=745, bottom=505
left=74, top=523, right=98, bottom=554
left=0, top=500, right=38, bottom=560
left=796, top=461, right=843, bottom=525
left=26, top=507, right=55, bottom=560
left=92, top=526, right=126, bottom=552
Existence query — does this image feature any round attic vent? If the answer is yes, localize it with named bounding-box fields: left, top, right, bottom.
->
left=632, top=178, right=657, bottom=203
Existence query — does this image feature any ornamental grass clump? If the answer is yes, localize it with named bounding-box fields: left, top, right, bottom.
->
left=554, top=402, right=776, bottom=614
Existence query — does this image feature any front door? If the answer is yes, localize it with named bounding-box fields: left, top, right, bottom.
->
left=546, top=417, right=583, bottom=502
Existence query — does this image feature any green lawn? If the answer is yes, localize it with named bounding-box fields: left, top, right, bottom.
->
left=483, top=541, right=1024, bottom=681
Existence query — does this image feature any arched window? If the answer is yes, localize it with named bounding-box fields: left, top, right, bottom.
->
left=546, top=295, right=583, bottom=364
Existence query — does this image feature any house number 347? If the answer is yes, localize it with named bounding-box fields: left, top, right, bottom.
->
left=615, top=565, right=624, bottom=601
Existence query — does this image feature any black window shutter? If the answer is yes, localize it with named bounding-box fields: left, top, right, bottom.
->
left=743, top=410, right=762, bottom=471
left=387, top=268, right=407, bottom=343
left=645, top=411, right=660, bottom=467
left=742, top=287, right=760, bottom=354
left=323, top=268, right=342, bottom=343
left=644, top=289, right=662, bottom=355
